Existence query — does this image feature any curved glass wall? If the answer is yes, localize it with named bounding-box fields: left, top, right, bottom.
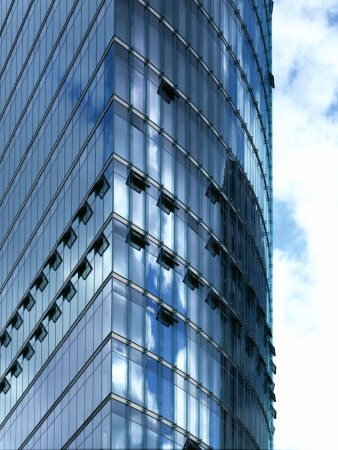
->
left=0, top=0, right=274, bottom=449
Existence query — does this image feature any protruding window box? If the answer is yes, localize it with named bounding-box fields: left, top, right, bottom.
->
left=157, top=248, right=179, bottom=271
left=61, top=282, right=76, bottom=302
left=157, top=79, right=178, bottom=104
left=21, top=293, right=35, bottom=312
left=269, top=342, right=276, bottom=356
left=0, top=378, right=10, bottom=395
left=272, top=407, right=277, bottom=419
left=156, top=305, right=178, bottom=328
left=90, top=175, right=110, bottom=199
left=271, top=360, right=277, bottom=375
left=205, top=236, right=221, bottom=257
left=256, top=355, right=266, bottom=375
left=91, top=233, right=109, bottom=256
left=126, top=169, right=150, bottom=193
left=268, top=70, right=275, bottom=88
left=126, top=228, right=149, bottom=251
left=76, top=201, right=93, bottom=225
left=0, top=331, right=11, bottom=348
left=35, top=324, right=47, bottom=343
left=47, top=250, right=62, bottom=271
left=270, top=389, right=276, bottom=402
left=183, top=269, right=203, bottom=290
left=11, top=312, right=23, bottom=330
left=206, top=181, right=220, bottom=204
left=63, top=227, right=77, bottom=249
left=77, top=258, right=92, bottom=280
left=157, top=192, right=178, bottom=215
left=35, top=272, right=48, bottom=292
left=47, top=302, right=62, bottom=323
left=22, top=343, right=35, bottom=361
left=10, top=361, right=22, bottom=378
left=205, top=290, right=221, bottom=310
left=183, top=437, right=201, bottom=450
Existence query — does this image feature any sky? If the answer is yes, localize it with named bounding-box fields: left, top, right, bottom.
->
left=273, top=0, right=338, bottom=448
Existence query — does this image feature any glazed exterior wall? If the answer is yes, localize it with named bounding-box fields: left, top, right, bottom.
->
left=0, top=0, right=274, bottom=449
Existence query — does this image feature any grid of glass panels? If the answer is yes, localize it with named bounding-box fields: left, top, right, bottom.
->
left=0, top=0, right=274, bottom=448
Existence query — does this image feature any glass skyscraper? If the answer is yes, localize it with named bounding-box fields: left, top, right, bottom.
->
left=0, top=0, right=274, bottom=449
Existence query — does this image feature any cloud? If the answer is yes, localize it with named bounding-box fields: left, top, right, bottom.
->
left=273, top=0, right=338, bottom=448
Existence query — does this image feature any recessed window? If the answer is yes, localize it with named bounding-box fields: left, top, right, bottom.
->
left=92, top=233, right=109, bottom=256
left=205, top=290, right=221, bottom=310
left=156, top=305, right=178, bottom=327
left=126, top=228, right=149, bottom=251
left=232, top=317, right=241, bottom=339
left=157, top=191, right=178, bottom=215
left=0, top=331, right=11, bottom=348
left=22, top=343, right=35, bottom=361
left=205, top=236, right=221, bottom=257
left=91, top=174, right=110, bottom=199
left=126, top=168, right=150, bottom=193
left=35, top=272, right=48, bottom=292
left=77, top=201, right=93, bottom=225
left=157, top=248, right=179, bottom=271
left=77, top=258, right=92, bottom=280
left=61, top=281, right=76, bottom=302
left=183, top=268, right=203, bottom=290
left=11, top=313, right=23, bottom=330
left=0, top=378, right=10, bottom=395
left=47, top=303, right=62, bottom=322
left=47, top=250, right=62, bottom=271
left=206, top=181, right=220, bottom=204
left=62, top=227, right=77, bottom=249
left=10, top=361, right=22, bottom=378
left=157, top=79, right=178, bottom=104
left=21, top=293, right=35, bottom=312
left=34, top=324, right=47, bottom=342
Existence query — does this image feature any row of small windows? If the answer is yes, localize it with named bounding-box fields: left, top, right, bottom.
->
left=0, top=174, right=111, bottom=395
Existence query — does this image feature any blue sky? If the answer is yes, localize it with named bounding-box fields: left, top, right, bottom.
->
left=273, top=1, right=338, bottom=448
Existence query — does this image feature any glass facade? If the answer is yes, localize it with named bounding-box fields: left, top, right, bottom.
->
left=0, top=0, right=274, bottom=449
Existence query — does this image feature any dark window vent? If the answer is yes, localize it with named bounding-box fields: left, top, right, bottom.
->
left=77, top=201, right=93, bottom=225
left=35, top=323, right=48, bottom=342
left=205, top=291, right=221, bottom=310
left=183, top=269, right=203, bottom=290
left=0, top=378, right=10, bottom=395
left=245, top=337, right=254, bottom=358
left=270, top=389, right=276, bottom=402
left=61, top=282, right=77, bottom=302
left=35, top=272, right=48, bottom=292
left=206, top=182, right=220, bottom=204
left=232, top=317, right=241, bottom=339
left=156, top=305, right=178, bottom=328
left=92, top=233, right=110, bottom=256
left=157, top=248, right=179, bottom=271
left=271, top=360, right=277, bottom=375
left=10, top=361, right=22, bottom=378
left=0, top=331, right=11, bottom=348
left=157, top=192, right=178, bottom=214
left=268, top=70, right=275, bottom=88
left=127, top=228, right=149, bottom=251
left=47, top=250, right=62, bottom=271
left=21, top=293, right=35, bottom=312
left=269, top=342, right=276, bottom=356
left=47, top=303, right=62, bottom=323
left=126, top=169, right=150, bottom=193
left=11, top=312, right=23, bottom=331
left=22, top=343, right=35, bottom=361
left=183, top=437, right=201, bottom=450
left=62, top=227, right=77, bottom=249
left=205, top=236, right=221, bottom=257
left=157, top=79, right=178, bottom=104
left=91, top=175, right=110, bottom=199
left=77, top=258, right=92, bottom=280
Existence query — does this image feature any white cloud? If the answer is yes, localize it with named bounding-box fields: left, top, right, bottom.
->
left=273, top=0, right=338, bottom=448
